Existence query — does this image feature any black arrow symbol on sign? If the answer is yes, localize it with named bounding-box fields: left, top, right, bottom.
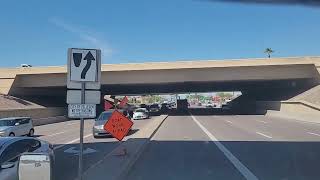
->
left=81, top=51, right=95, bottom=79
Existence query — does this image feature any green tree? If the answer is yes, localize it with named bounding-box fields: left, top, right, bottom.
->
left=216, top=92, right=233, bottom=100
left=187, top=94, right=206, bottom=102
left=146, top=95, right=164, bottom=104
left=264, top=48, right=274, bottom=58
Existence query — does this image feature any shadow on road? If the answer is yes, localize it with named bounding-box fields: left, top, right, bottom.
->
left=52, top=135, right=320, bottom=180
left=127, top=140, right=320, bottom=180
left=53, top=141, right=118, bottom=180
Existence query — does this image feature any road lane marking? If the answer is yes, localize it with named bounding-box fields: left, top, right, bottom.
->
left=46, top=131, right=67, bottom=137
left=256, top=132, right=272, bottom=139
left=226, top=120, right=233, bottom=124
left=307, top=132, right=320, bottom=137
left=54, top=134, right=92, bottom=150
left=67, top=122, right=78, bottom=126
left=258, top=120, right=267, bottom=124
left=191, top=115, right=259, bottom=180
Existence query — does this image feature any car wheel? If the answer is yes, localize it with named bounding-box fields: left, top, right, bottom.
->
left=9, top=132, right=15, bottom=137
left=28, top=129, right=34, bottom=137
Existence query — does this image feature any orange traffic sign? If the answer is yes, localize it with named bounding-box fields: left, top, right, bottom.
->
left=104, top=110, right=133, bottom=141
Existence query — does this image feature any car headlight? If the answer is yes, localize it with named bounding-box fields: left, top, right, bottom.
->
left=0, top=131, right=5, bottom=135
left=94, top=125, right=104, bottom=130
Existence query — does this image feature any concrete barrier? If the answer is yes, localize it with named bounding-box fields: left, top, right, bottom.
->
left=32, top=116, right=69, bottom=126
left=0, top=107, right=67, bottom=124
left=257, top=100, right=320, bottom=123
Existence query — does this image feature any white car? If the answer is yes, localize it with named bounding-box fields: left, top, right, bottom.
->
left=133, top=108, right=149, bottom=120
left=0, top=117, right=34, bottom=137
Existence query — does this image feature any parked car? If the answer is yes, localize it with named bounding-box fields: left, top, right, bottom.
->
left=133, top=108, right=149, bottom=120
left=0, top=137, right=54, bottom=180
left=93, top=110, right=130, bottom=138
left=20, top=64, right=32, bottom=68
left=0, top=117, right=34, bottom=137
left=149, top=104, right=161, bottom=114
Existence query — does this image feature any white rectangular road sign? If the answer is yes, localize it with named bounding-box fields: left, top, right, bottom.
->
left=68, top=104, right=96, bottom=118
left=67, top=90, right=101, bottom=104
left=67, top=48, right=101, bottom=89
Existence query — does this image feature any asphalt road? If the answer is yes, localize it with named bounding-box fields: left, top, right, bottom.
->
left=34, top=116, right=156, bottom=180
left=126, top=111, right=320, bottom=180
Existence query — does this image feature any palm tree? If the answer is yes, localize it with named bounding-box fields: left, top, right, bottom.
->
left=264, top=48, right=274, bottom=58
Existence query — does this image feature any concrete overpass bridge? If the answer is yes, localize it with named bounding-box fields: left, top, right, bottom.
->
left=0, top=56, right=319, bottom=106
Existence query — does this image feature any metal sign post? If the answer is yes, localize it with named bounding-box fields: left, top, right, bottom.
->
left=67, top=48, right=101, bottom=180
left=78, top=82, right=85, bottom=180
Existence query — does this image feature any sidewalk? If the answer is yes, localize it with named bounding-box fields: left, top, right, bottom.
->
left=83, top=115, right=168, bottom=180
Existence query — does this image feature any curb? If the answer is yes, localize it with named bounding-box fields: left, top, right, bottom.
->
left=117, top=114, right=168, bottom=180
left=83, top=115, right=168, bottom=180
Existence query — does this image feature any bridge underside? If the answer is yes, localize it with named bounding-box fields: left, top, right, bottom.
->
left=10, top=78, right=316, bottom=107
left=1, top=57, right=319, bottom=107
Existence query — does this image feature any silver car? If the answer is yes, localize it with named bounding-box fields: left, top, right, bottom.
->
left=0, top=117, right=34, bottom=137
left=92, top=111, right=113, bottom=138
left=93, top=110, right=129, bottom=138
left=0, top=137, right=54, bottom=180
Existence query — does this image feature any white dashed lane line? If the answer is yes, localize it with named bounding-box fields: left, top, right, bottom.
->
left=46, top=131, right=68, bottom=137
left=54, top=134, right=92, bottom=150
left=307, top=132, right=320, bottom=137
left=226, top=120, right=233, bottom=124
left=191, top=114, right=259, bottom=180
left=258, top=120, right=268, bottom=124
left=256, top=132, right=272, bottom=139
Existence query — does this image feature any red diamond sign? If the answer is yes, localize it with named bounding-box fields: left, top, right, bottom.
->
left=104, top=110, right=133, bottom=141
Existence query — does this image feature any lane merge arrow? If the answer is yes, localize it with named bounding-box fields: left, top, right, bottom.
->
left=64, top=147, right=97, bottom=155
left=81, top=51, right=95, bottom=79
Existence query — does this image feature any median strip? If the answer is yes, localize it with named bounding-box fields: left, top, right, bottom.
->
left=82, top=115, right=168, bottom=180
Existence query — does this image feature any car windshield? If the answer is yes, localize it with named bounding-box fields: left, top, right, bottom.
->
left=0, top=120, right=16, bottom=127
left=135, top=109, right=146, bottom=113
left=97, top=112, right=112, bottom=121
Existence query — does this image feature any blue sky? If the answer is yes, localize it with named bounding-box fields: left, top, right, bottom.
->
left=1, top=0, right=320, bottom=67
